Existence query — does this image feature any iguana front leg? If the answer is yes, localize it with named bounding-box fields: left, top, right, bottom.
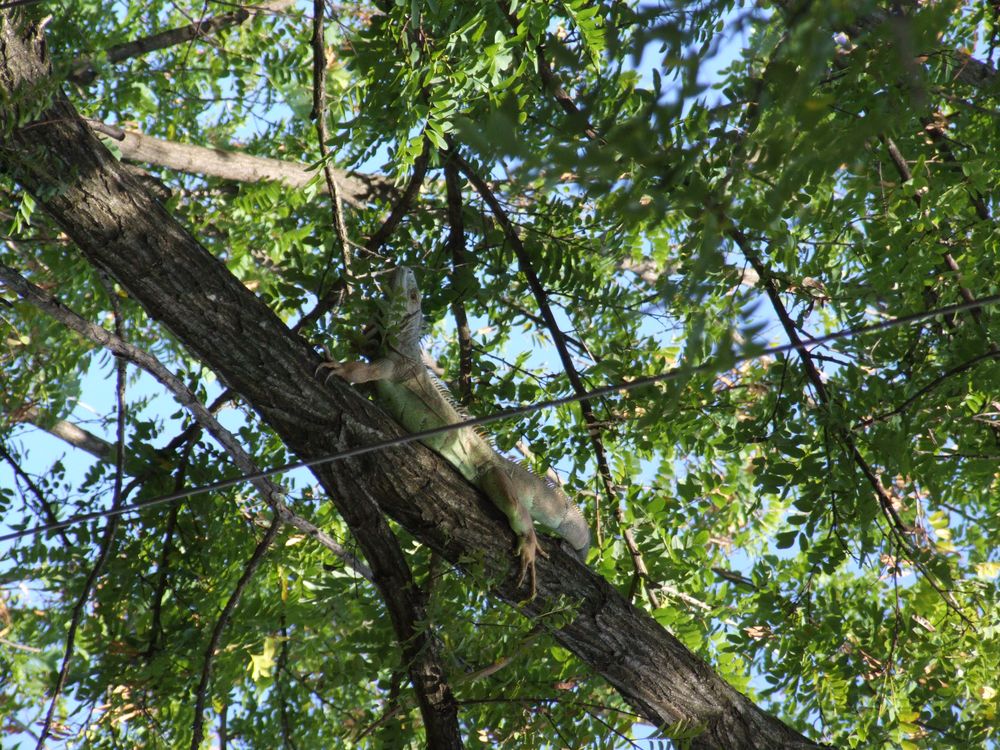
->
left=479, top=461, right=547, bottom=598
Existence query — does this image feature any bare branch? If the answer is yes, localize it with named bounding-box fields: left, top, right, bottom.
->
left=104, top=126, right=392, bottom=207
left=8, top=400, right=113, bottom=461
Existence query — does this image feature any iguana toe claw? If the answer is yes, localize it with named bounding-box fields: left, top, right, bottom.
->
left=314, top=359, right=342, bottom=384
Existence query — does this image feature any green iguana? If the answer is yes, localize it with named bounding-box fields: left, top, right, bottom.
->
left=317, top=266, right=590, bottom=596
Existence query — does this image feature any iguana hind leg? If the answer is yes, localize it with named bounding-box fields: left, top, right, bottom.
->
left=479, top=462, right=547, bottom=598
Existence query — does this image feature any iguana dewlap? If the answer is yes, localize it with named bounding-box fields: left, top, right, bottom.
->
left=318, top=267, right=590, bottom=596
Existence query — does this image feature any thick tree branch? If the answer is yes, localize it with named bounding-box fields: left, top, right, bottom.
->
left=943, top=49, right=1000, bottom=89
left=2, top=25, right=461, bottom=739
left=0, top=16, right=821, bottom=749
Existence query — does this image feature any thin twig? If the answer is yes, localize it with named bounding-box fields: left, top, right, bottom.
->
left=444, top=157, right=474, bottom=403
left=144, top=443, right=192, bottom=659
left=190, top=515, right=281, bottom=748
left=311, top=0, right=354, bottom=292
left=0, top=441, right=72, bottom=547
left=857, top=349, right=1000, bottom=428
left=295, top=146, right=430, bottom=334
left=37, top=276, right=129, bottom=749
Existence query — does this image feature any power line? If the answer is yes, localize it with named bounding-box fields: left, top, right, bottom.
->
left=4, top=291, right=1000, bottom=545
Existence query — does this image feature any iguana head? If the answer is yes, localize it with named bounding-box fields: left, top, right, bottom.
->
left=380, top=265, right=424, bottom=356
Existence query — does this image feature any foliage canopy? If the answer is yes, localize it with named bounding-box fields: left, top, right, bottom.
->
left=2, top=1, right=999, bottom=748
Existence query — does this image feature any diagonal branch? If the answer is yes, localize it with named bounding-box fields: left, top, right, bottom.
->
left=0, top=264, right=372, bottom=580
left=6, top=404, right=115, bottom=460
left=364, top=145, right=430, bottom=255
left=880, top=134, right=991, bottom=334
left=920, top=116, right=991, bottom=222
left=500, top=0, right=600, bottom=141
left=0, top=439, right=72, bottom=547
left=453, top=150, right=664, bottom=608
left=37, top=280, right=129, bottom=749
left=728, top=228, right=970, bottom=626
left=730, top=228, right=913, bottom=537
left=191, top=514, right=282, bottom=749
left=858, top=349, right=1000, bottom=428
left=101, top=126, right=392, bottom=207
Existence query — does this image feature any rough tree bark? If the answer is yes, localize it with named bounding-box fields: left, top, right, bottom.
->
left=0, top=15, right=824, bottom=750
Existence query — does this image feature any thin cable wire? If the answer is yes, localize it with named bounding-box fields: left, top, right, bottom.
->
left=4, top=291, right=1000, bottom=544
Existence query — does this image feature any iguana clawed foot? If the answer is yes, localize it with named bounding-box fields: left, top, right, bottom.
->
left=315, top=347, right=343, bottom=383
left=315, top=359, right=341, bottom=383
left=316, top=350, right=378, bottom=385
left=516, top=529, right=548, bottom=599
